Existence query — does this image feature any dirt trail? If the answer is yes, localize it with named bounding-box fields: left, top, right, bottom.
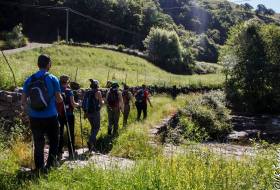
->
left=2, top=43, right=52, bottom=55
left=61, top=148, right=134, bottom=170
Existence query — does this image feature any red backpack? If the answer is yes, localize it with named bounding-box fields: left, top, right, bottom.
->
left=107, top=88, right=119, bottom=108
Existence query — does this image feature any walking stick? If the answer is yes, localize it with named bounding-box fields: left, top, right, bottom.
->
left=63, top=103, right=75, bottom=160
left=31, top=136, right=35, bottom=170
left=79, top=108, right=85, bottom=154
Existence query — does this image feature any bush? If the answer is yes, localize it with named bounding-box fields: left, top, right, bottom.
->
left=2, top=24, right=28, bottom=49
left=117, top=44, right=125, bottom=51
left=143, top=27, right=193, bottom=74
left=179, top=91, right=232, bottom=141
left=220, top=20, right=280, bottom=113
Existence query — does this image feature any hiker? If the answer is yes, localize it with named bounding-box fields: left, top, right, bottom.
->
left=122, top=83, right=134, bottom=127
left=57, top=75, right=79, bottom=160
left=171, top=85, right=178, bottom=100
left=21, top=54, right=63, bottom=172
left=135, top=84, right=152, bottom=121
left=82, top=79, right=104, bottom=151
left=106, top=81, right=124, bottom=136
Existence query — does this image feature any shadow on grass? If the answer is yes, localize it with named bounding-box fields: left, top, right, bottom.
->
left=95, top=134, right=117, bottom=154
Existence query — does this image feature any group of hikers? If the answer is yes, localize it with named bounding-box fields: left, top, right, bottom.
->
left=21, top=54, right=152, bottom=172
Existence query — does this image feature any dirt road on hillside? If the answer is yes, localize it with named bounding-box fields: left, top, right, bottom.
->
left=2, top=43, right=52, bottom=55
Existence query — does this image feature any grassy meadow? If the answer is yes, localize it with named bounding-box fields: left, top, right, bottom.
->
left=0, top=45, right=224, bottom=89
left=0, top=94, right=277, bottom=190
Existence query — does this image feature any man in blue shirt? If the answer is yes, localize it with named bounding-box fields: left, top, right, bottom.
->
left=21, top=54, right=63, bottom=172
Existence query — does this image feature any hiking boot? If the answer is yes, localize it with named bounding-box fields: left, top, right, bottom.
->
left=87, top=142, right=92, bottom=151
left=69, top=151, right=78, bottom=160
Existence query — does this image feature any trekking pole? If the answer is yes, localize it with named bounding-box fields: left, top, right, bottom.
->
left=31, top=136, right=35, bottom=170
left=1, top=50, right=17, bottom=88
left=74, top=67, right=78, bottom=82
left=79, top=107, right=85, bottom=154
left=63, top=103, right=75, bottom=160
left=107, top=70, right=110, bottom=82
left=125, top=73, right=127, bottom=84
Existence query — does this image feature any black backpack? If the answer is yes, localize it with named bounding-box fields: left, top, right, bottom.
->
left=107, top=88, right=119, bottom=108
left=122, top=90, right=130, bottom=105
left=62, top=89, right=74, bottom=113
left=82, top=90, right=100, bottom=113
left=28, top=73, right=51, bottom=111
left=135, top=89, right=145, bottom=103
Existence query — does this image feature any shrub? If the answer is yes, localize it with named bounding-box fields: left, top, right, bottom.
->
left=117, top=44, right=125, bottom=51
left=180, top=91, right=231, bottom=141
left=179, top=117, right=209, bottom=142
left=2, top=23, right=28, bottom=49
left=220, top=20, right=280, bottom=113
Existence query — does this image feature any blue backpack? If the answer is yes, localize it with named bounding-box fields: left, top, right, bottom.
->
left=135, top=89, right=145, bottom=103
left=28, top=73, right=51, bottom=111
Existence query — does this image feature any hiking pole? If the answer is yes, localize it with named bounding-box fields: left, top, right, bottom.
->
left=79, top=107, right=85, bottom=154
left=31, top=136, right=35, bottom=170
left=62, top=103, right=75, bottom=160
left=74, top=67, right=78, bottom=82
left=1, top=50, right=17, bottom=88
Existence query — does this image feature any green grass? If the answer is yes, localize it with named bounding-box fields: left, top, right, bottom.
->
left=0, top=45, right=224, bottom=89
left=0, top=40, right=7, bottom=50
left=0, top=95, right=277, bottom=190
left=15, top=148, right=277, bottom=190
left=1, top=141, right=276, bottom=190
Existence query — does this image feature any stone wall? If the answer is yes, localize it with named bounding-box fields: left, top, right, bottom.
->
left=0, top=90, right=22, bottom=120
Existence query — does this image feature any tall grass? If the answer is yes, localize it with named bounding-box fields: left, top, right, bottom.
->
left=0, top=45, right=224, bottom=89
left=25, top=149, right=275, bottom=190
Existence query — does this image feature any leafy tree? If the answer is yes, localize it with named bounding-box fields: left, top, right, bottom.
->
left=241, top=3, right=254, bottom=12
left=266, top=9, right=276, bottom=16
left=195, top=34, right=219, bottom=63
left=221, top=20, right=280, bottom=113
left=256, top=4, right=268, bottom=15
left=144, top=27, right=192, bottom=74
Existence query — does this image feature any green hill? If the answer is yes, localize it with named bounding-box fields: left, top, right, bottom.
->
left=0, top=45, right=224, bottom=89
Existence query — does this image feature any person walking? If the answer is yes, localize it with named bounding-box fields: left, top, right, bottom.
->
left=106, top=81, right=124, bottom=136
left=21, top=54, right=63, bottom=172
left=57, top=75, right=79, bottom=160
left=82, top=79, right=104, bottom=152
left=122, top=84, right=133, bottom=127
left=135, top=84, right=152, bottom=121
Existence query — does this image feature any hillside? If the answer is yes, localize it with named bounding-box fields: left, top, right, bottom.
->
left=1, top=0, right=279, bottom=64
left=0, top=45, right=224, bottom=89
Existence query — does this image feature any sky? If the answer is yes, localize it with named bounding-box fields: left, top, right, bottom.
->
left=229, top=0, right=280, bottom=13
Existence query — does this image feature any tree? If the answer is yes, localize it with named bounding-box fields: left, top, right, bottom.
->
left=241, top=3, right=253, bottom=11
left=143, top=27, right=192, bottom=74
left=256, top=4, right=268, bottom=15
left=220, top=20, right=280, bottom=113
left=266, top=9, right=276, bottom=16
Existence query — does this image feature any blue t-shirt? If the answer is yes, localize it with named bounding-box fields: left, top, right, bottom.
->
left=61, top=86, right=74, bottom=116
left=23, top=70, right=61, bottom=118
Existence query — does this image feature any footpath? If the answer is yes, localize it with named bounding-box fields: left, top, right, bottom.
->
left=2, top=43, right=51, bottom=55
